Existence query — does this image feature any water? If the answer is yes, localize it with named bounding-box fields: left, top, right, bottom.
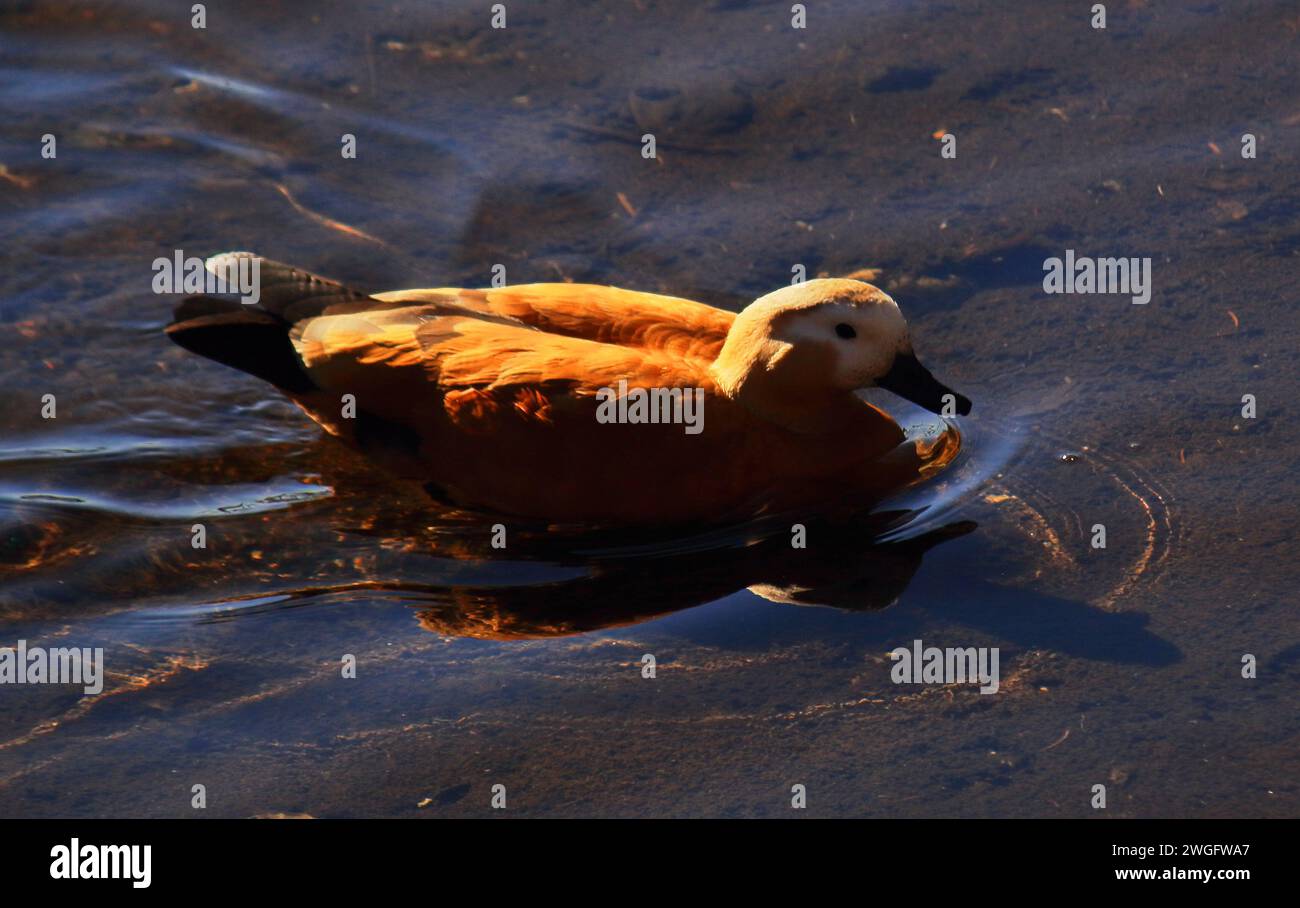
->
left=1, top=0, right=1297, bottom=817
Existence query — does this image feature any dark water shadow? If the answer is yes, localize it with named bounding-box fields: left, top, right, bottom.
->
left=909, top=578, right=1183, bottom=667
left=400, top=516, right=975, bottom=639
left=183, top=508, right=1182, bottom=670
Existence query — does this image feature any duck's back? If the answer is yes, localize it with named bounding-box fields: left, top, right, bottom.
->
left=371, top=282, right=735, bottom=367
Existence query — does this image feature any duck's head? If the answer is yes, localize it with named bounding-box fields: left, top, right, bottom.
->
left=710, top=279, right=971, bottom=425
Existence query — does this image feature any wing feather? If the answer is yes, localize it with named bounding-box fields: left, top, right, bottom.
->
left=287, top=309, right=704, bottom=434
left=371, top=284, right=734, bottom=366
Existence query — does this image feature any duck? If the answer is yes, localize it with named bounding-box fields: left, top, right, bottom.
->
left=166, top=252, right=971, bottom=525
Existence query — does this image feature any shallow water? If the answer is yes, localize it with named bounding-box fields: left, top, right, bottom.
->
left=1, top=0, right=1297, bottom=817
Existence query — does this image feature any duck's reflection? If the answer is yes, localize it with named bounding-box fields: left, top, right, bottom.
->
left=395, top=514, right=976, bottom=639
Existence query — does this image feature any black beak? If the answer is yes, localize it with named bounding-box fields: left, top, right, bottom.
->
left=876, top=352, right=972, bottom=416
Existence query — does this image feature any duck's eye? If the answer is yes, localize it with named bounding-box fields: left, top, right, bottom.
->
left=834, top=322, right=857, bottom=340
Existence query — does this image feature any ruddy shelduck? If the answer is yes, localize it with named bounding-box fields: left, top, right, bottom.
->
left=167, top=253, right=971, bottom=525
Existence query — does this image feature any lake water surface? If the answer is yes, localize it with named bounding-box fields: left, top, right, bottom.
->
left=1, top=0, right=1297, bottom=817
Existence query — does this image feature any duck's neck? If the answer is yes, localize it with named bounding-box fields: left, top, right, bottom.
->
left=709, top=335, right=857, bottom=435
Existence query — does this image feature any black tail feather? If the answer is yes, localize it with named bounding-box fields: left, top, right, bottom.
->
left=166, top=252, right=386, bottom=392
left=165, top=304, right=318, bottom=393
